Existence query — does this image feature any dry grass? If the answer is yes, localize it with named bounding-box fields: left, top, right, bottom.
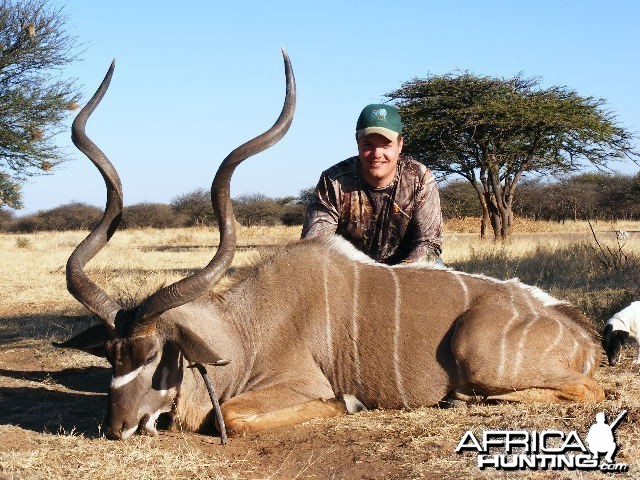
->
left=0, top=226, right=299, bottom=318
left=443, top=230, right=640, bottom=322
left=445, top=217, right=640, bottom=234
left=0, top=429, right=214, bottom=480
left=1, top=222, right=640, bottom=479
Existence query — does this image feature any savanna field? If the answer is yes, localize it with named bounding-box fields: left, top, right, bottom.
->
left=1, top=219, right=639, bottom=479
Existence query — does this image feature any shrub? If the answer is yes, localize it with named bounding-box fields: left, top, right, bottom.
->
left=7, top=214, right=46, bottom=232
left=6, top=202, right=101, bottom=232
left=0, top=208, right=15, bottom=231
left=281, top=204, right=306, bottom=226
left=122, top=203, right=185, bottom=229
left=41, top=202, right=102, bottom=230
left=233, top=193, right=283, bottom=227
left=171, top=189, right=215, bottom=226
left=15, top=237, right=31, bottom=248
left=439, top=180, right=481, bottom=219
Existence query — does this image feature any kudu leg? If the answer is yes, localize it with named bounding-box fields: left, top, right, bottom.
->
left=220, top=385, right=365, bottom=436
left=450, top=295, right=604, bottom=405
left=484, top=376, right=605, bottom=403
left=450, top=374, right=604, bottom=404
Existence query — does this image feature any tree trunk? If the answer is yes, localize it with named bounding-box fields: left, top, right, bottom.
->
left=501, top=209, right=512, bottom=241
left=480, top=206, right=489, bottom=239
left=469, top=179, right=489, bottom=239
left=486, top=192, right=501, bottom=240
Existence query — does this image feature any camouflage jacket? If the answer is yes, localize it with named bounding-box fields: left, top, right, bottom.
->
left=301, top=157, right=443, bottom=265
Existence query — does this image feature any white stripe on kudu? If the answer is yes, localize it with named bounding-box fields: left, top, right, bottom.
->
left=512, top=293, right=540, bottom=375
left=111, top=366, right=143, bottom=389
left=542, top=317, right=565, bottom=358
left=351, top=262, right=362, bottom=391
left=323, top=255, right=336, bottom=382
left=568, top=338, right=579, bottom=364
left=582, top=353, right=594, bottom=375
left=390, top=269, right=409, bottom=408
left=452, top=272, right=471, bottom=310
left=496, top=288, right=520, bottom=383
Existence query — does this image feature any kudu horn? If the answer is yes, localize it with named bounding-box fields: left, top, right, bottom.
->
left=134, top=47, right=295, bottom=324
left=66, top=60, right=123, bottom=331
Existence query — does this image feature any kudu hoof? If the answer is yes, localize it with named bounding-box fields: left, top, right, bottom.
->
left=439, top=398, right=467, bottom=409
left=339, top=394, right=367, bottom=414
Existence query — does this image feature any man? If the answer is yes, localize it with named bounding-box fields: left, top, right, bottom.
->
left=302, top=104, right=443, bottom=265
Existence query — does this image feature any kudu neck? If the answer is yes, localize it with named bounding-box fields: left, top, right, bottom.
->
left=168, top=300, right=257, bottom=431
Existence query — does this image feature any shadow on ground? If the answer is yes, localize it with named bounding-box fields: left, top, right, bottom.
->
left=0, top=366, right=109, bottom=393
left=0, top=365, right=109, bottom=437
left=0, top=314, right=96, bottom=343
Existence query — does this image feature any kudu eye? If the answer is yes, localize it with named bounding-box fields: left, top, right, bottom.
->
left=144, top=352, right=158, bottom=366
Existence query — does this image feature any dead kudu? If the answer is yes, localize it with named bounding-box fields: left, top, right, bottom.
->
left=56, top=51, right=604, bottom=441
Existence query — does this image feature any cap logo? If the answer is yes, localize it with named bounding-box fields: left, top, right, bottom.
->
left=371, top=108, right=388, bottom=122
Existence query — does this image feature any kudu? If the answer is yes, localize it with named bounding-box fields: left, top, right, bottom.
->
left=56, top=50, right=604, bottom=441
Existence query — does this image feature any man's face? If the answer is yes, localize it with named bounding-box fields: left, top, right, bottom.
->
left=357, top=133, right=403, bottom=188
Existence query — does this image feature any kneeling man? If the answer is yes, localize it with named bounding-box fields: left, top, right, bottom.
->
left=302, top=104, right=444, bottom=265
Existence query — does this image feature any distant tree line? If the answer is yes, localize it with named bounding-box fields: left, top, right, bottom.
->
left=1, top=189, right=313, bottom=232
left=440, top=172, right=640, bottom=222
left=2, top=172, right=638, bottom=232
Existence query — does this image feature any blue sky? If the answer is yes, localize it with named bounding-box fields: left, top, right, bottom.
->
left=17, top=0, right=640, bottom=214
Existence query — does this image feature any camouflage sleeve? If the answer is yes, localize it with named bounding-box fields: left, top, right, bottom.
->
left=403, top=170, right=444, bottom=263
left=301, top=172, right=340, bottom=239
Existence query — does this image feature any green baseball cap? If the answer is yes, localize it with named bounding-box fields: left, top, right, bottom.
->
left=356, top=104, right=403, bottom=142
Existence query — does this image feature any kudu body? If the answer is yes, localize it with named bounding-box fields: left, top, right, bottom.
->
left=57, top=51, right=604, bottom=440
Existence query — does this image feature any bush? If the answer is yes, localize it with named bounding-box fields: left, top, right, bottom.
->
left=0, top=208, right=15, bottom=231
left=171, top=189, right=215, bottom=226
left=15, top=237, right=31, bottom=248
left=6, top=202, right=101, bottom=232
left=281, top=204, right=306, bottom=226
left=122, top=203, right=186, bottom=229
left=439, top=180, right=481, bottom=219
left=7, top=214, right=46, bottom=232
left=41, top=202, right=102, bottom=230
left=233, top=193, right=283, bottom=227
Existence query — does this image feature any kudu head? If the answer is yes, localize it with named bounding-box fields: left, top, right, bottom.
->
left=55, top=51, right=295, bottom=439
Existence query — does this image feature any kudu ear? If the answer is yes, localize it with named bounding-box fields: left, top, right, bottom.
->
left=170, top=324, right=230, bottom=366
left=52, top=323, right=111, bottom=357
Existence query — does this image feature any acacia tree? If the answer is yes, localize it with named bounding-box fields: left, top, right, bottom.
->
left=0, top=171, right=21, bottom=208
left=0, top=0, right=80, bottom=208
left=387, top=72, right=638, bottom=239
